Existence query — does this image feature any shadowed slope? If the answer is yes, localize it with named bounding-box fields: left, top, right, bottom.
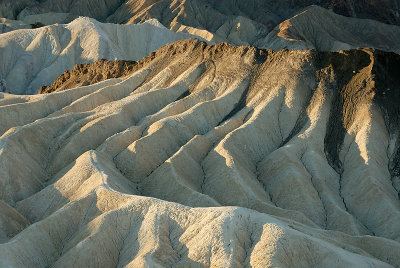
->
left=259, top=6, right=400, bottom=52
left=3, top=0, right=400, bottom=27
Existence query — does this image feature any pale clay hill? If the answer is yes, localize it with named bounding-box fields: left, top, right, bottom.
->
left=0, top=39, right=400, bottom=267
left=3, top=7, right=400, bottom=95
left=0, top=17, right=206, bottom=95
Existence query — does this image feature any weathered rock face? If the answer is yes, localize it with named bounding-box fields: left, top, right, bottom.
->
left=0, top=39, right=399, bottom=267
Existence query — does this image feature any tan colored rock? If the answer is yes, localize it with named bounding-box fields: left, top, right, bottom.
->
left=0, top=39, right=399, bottom=267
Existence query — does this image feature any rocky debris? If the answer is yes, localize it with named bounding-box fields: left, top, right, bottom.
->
left=39, top=59, right=140, bottom=93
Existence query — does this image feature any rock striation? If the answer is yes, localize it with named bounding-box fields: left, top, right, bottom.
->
left=0, top=39, right=399, bottom=267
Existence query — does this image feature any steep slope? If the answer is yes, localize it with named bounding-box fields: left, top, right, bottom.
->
left=0, top=39, right=399, bottom=267
left=259, top=6, right=400, bottom=52
left=38, top=59, right=139, bottom=93
left=0, top=17, right=206, bottom=95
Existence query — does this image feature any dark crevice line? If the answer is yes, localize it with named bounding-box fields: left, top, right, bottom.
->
left=115, top=214, right=134, bottom=268
left=242, top=221, right=255, bottom=267
left=300, top=152, right=328, bottom=229
left=254, top=159, right=274, bottom=205
left=59, top=195, right=97, bottom=258
left=175, top=89, right=191, bottom=101
left=280, top=81, right=318, bottom=147
left=339, top=137, right=376, bottom=236
left=218, top=83, right=251, bottom=125
left=200, top=110, right=252, bottom=196
left=276, top=87, right=287, bottom=142
left=200, top=162, right=207, bottom=195
left=338, top=137, right=355, bottom=213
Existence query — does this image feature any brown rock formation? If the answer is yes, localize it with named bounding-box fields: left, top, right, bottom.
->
left=39, top=59, right=141, bottom=93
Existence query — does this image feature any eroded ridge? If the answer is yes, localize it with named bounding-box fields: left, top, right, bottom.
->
left=0, top=39, right=399, bottom=267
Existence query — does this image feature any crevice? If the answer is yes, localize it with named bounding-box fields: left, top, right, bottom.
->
left=338, top=137, right=376, bottom=235
left=175, top=89, right=191, bottom=101
left=276, top=87, right=286, bottom=142
left=115, top=214, right=134, bottom=268
left=300, top=152, right=328, bottom=229
left=218, top=83, right=251, bottom=125
left=242, top=220, right=255, bottom=268
left=59, top=194, right=97, bottom=257
left=200, top=162, right=207, bottom=195
left=337, top=138, right=356, bottom=213
left=254, top=160, right=275, bottom=205
left=280, top=81, right=318, bottom=147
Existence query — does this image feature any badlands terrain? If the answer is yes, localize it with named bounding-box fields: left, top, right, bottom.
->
left=0, top=1, right=400, bottom=268
left=2, top=6, right=400, bottom=95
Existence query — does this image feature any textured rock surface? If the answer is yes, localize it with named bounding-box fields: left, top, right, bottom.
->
left=0, top=39, right=399, bottom=267
left=38, top=59, right=140, bottom=93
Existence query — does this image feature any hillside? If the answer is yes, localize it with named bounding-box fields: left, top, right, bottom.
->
left=0, top=17, right=205, bottom=94
left=258, top=6, right=400, bottom=52
left=0, top=39, right=399, bottom=267
left=2, top=0, right=400, bottom=48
